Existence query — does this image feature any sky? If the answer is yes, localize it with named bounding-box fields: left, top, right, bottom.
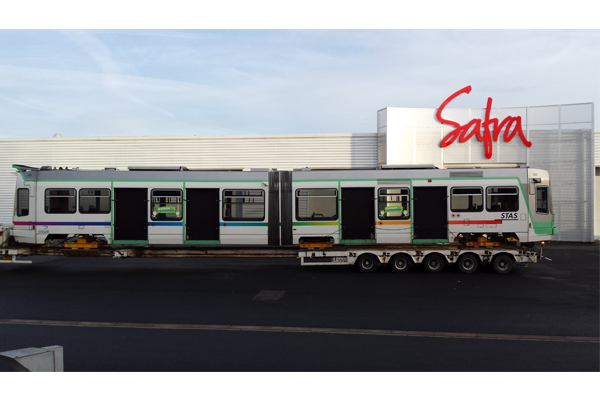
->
left=0, top=29, right=599, bottom=139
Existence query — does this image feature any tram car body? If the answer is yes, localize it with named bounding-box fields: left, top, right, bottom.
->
left=11, top=164, right=556, bottom=246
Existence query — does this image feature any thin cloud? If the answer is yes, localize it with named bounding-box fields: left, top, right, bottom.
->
left=0, top=30, right=598, bottom=138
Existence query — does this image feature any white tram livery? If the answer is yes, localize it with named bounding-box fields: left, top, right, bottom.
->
left=11, top=164, right=556, bottom=251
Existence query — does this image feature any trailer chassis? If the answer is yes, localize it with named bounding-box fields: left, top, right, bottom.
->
left=1, top=243, right=539, bottom=274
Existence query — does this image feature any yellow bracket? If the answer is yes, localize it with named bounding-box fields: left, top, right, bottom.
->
left=64, top=235, right=105, bottom=249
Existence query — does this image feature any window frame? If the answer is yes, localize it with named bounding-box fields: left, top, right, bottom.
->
left=485, top=186, right=519, bottom=212
left=450, top=186, right=484, bottom=213
left=45, top=188, right=77, bottom=214
left=15, top=188, right=29, bottom=217
left=150, top=189, right=183, bottom=221
left=222, top=189, right=266, bottom=222
left=535, top=185, right=549, bottom=214
left=295, top=188, right=338, bottom=221
left=79, top=188, right=111, bottom=214
left=377, top=187, right=410, bottom=220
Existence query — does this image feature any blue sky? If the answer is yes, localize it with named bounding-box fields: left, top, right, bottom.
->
left=0, top=29, right=598, bottom=138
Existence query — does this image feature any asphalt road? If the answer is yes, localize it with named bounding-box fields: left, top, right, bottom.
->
left=0, top=242, right=598, bottom=371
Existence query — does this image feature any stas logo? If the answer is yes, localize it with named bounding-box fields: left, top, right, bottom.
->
left=436, top=86, right=532, bottom=159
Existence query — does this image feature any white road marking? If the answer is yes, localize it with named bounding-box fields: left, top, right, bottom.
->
left=0, top=318, right=597, bottom=343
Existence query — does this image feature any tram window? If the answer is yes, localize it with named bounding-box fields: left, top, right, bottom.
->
left=151, top=189, right=183, bottom=221
left=15, top=188, right=29, bottom=217
left=223, top=189, right=265, bottom=221
left=378, top=188, right=410, bottom=219
left=296, top=189, right=338, bottom=221
left=536, top=186, right=549, bottom=214
left=45, top=189, right=76, bottom=214
left=450, top=187, right=483, bottom=212
left=486, top=187, right=519, bottom=212
left=79, top=189, right=111, bottom=214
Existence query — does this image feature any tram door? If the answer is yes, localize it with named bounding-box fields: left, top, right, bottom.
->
left=413, top=187, right=447, bottom=240
left=114, top=188, right=148, bottom=241
left=186, top=189, right=219, bottom=241
left=341, top=188, right=375, bottom=241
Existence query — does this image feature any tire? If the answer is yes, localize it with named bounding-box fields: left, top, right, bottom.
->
left=457, top=253, right=479, bottom=274
left=493, top=254, right=514, bottom=274
left=423, top=254, right=445, bottom=273
left=389, top=254, right=413, bottom=273
left=355, top=254, right=378, bottom=273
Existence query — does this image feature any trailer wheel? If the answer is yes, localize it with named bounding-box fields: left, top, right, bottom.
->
left=457, top=254, right=479, bottom=274
left=389, top=254, right=412, bottom=273
left=355, top=254, right=378, bottom=273
left=493, top=254, right=514, bottom=274
left=423, top=254, right=445, bottom=273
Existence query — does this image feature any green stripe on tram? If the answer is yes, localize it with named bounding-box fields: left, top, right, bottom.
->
left=339, top=239, right=376, bottom=244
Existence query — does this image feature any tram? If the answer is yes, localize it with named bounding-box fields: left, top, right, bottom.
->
left=11, top=164, right=556, bottom=249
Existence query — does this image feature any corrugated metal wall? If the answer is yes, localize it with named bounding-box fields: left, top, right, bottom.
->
left=0, top=133, right=378, bottom=224
left=596, top=130, right=600, bottom=166
left=529, top=128, right=594, bottom=242
left=525, top=105, right=595, bottom=242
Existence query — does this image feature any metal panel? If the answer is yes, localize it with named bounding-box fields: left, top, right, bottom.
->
left=595, top=130, right=600, bottom=167
left=595, top=167, right=600, bottom=240
left=268, top=171, right=280, bottom=246
left=377, top=108, right=387, bottom=166
left=449, top=171, right=483, bottom=178
left=528, top=126, right=594, bottom=242
left=280, top=171, right=293, bottom=245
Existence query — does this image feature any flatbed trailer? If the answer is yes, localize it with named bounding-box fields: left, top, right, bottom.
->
left=1, top=242, right=540, bottom=274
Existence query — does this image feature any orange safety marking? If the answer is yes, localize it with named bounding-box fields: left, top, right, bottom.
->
left=299, top=242, right=333, bottom=249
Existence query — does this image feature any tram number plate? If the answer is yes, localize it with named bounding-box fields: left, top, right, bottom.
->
left=334, top=256, right=348, bottom=263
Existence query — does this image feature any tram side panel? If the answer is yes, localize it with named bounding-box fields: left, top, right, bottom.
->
left=11, top=173, right=37, bottom=244
left=10, top=166, right=555, bottom=248
left=219, top=186, right=269, bottom=245
left=292, top=182, right=341, bottom=245
left=35, top=179, right=113, bottom=245
left=375, top=183, right=412, bottom=244
left=15, top=173, right=272, bottom=247
left=526, top=168, right=556, bottom=242
left=290, top=172, right=539, bottom=246
left=445, top=177, right=529, bottom=243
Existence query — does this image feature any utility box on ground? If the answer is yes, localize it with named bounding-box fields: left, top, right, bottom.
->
left=0, top=346, right=63, bottom=372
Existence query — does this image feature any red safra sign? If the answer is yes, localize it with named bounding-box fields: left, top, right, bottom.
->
left=437, top=85, right=532, bottom=159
